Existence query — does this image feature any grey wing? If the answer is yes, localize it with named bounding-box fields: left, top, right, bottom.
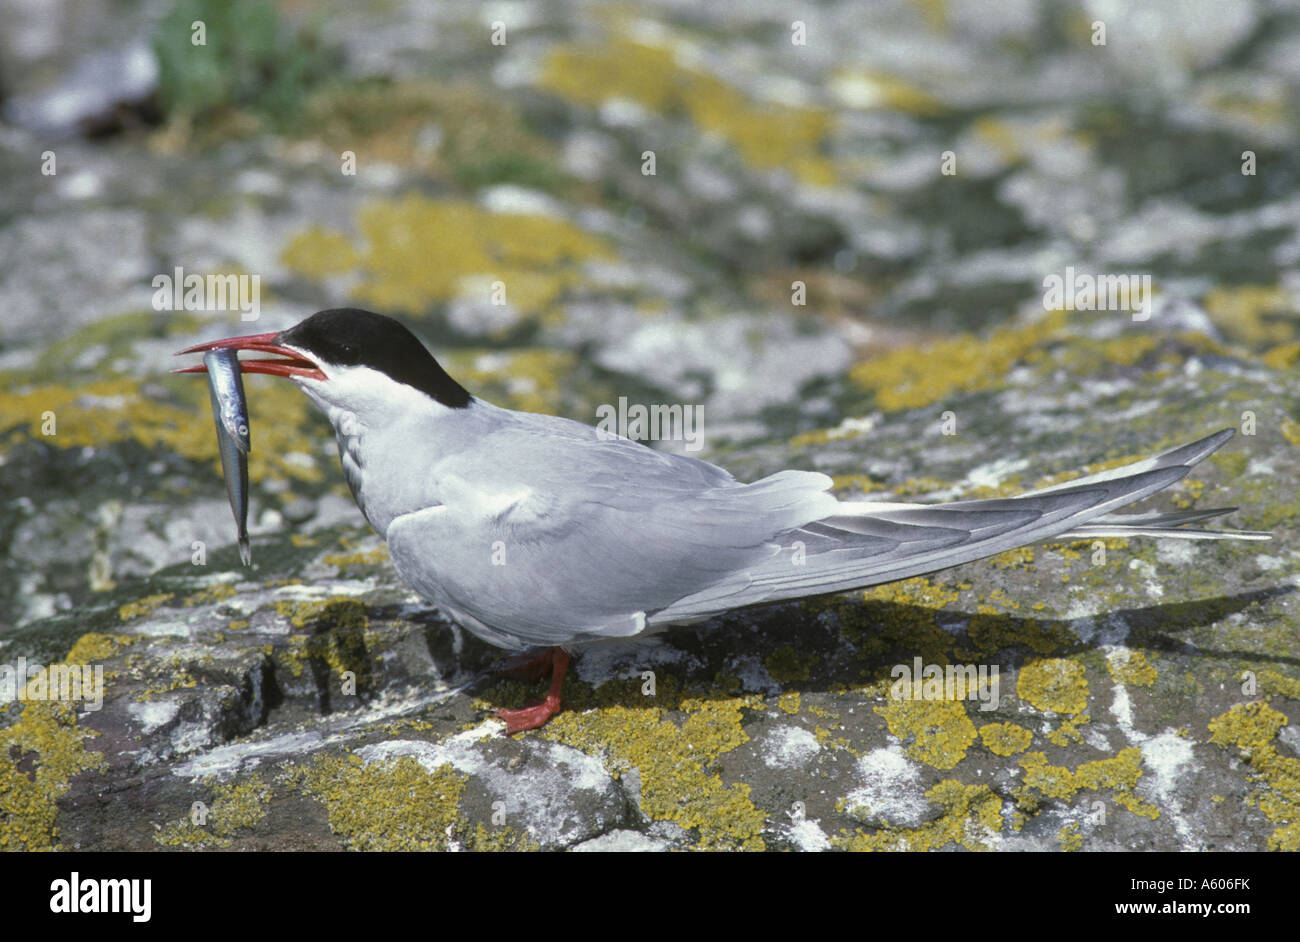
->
left=386, top=419, right=839, bottom=647
left=650, top=428, right=1266, bottom=623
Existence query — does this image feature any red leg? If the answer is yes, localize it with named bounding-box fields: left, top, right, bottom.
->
left=495, top=647, right=570, bottom=734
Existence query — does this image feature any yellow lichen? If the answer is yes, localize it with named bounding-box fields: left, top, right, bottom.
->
left=1046, top=714, right=1089, bottom=748
left=183, top=583, right=238, bottom=607
left=1207, top=702, right=1300, bottom=851
left=542, top=688, right=768, bottom=850
left=119, top=593, right=175, bottom=622
left=838, top=780, right=1002, bottom=851
left=1018, top=658, right=1089, bottom=715
left=1017, top=748, right=1159, bottom=820
left=1259, top=670, right=1300, bottom=701
left=292, top=753, right=469, bottom=851
left=1106, top=648, right=1158, bottom=687
left=777, top=692, right=802, bottom=715
left=979, top=721, right=1033, bottom=757
left=1203, top=284, right=1294, bottom=347
left=64, top=632, right=134, bottom=663
left=0, top=374, right=325, bottom=485
left=321, top=546, right=390, bottom=567
left=0, top=697, right=104, bottom=849
left=848, top=313, right=1063, bottom=412
left=281, top=194, right=613, bottom=325
left=540, top=38, right=836, bottom=186
left=1058, top=822, right=1083, bottom=851
left=1282, top=418, right=1300, bottom=447
left=154, top=775, right=272, bottom=848
left=874, top=699, right=977, bottom=770
left=274, top=599, right=372, bottom=691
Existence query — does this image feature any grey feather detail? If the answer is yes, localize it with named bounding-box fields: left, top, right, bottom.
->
left=649, top=428, right=1253, bottom=623
left=1053, top=506, right=1270, bottom=540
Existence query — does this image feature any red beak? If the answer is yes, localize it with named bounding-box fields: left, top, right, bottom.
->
left=171, top=331, right=327, bottom=380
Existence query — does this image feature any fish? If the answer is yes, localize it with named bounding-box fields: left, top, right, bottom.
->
left=202, top=348, right=251, bottom=565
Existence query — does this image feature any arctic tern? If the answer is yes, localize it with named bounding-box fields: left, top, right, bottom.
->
left=175, top=308, right=1269, bottom=732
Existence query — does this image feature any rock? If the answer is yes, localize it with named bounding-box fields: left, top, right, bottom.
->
left=2, top=0, right=1298, bottom=853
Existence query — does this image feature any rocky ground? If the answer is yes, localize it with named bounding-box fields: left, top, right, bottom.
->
left=1, top=0, right=1298, bottom=851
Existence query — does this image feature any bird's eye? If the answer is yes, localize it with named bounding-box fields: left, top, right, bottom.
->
left=336, top=343, right=359, bottom=364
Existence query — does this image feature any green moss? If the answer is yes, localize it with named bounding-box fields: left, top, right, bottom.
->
left=152, top=0, right=339, bottom=126
left=1018, top=658, right=1089, bottom=715
left=764, top=646, right=819, bottom=684
left=303, top=80, right=565, bottom=191
left=1208, top=702, right=1300, bottom=851
left=979, top=721, right=1033, bottom=757
left=874, top=700, right=977, bottom=770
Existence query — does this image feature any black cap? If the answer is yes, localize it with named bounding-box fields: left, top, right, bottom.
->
left=278, top=308, right=472, bottom=409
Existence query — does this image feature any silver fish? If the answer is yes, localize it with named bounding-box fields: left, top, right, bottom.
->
left=203, top=348, right=251, bottom=565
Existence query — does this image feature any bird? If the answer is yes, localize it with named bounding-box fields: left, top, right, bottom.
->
left=175, top=307, right=1269, bottom=732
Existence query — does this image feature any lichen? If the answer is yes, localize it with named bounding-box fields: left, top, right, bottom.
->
left=836, top=780, right=1002, bottom=851
left=848, top=313, right=1063, bottom=412
left=153, top=775, right=272, bottom=848
left=0, top=699, right=104, bottom=849
left=1058, top=822, right=1083, bottom=851
left=119, top=594, right=175, bottom=622
left=280, top=194, right=613, bottom=326
left=1106, top=648, right=1158, bottom=687
left=1207, top=702, right=1300, bottom=851
left=1016, top=748, right=1159, bottom=820
left=274, top=598, right=373, bottom=691
left=64, top=632, right=134, bottom=663
left=540, top=37, right=836, bottom=186
left=979, top=721, right=1033, bottom=757
left=0, top=373, right=325, bottom=483
left=541, top=679, right=768, bottom=850
left=1018, top=658, right=1089, bottom=715
left=290, top=753, right=470, bottom=851
left=874, top=700, right=977, bottom=770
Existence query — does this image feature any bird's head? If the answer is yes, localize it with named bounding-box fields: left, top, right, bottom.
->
left=174, top=308, right=473, bottom=421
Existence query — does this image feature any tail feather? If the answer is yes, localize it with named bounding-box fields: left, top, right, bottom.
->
left=1056, top=506, right=1270, bottom=541
left=649, top=428, right=1267, bottom=624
